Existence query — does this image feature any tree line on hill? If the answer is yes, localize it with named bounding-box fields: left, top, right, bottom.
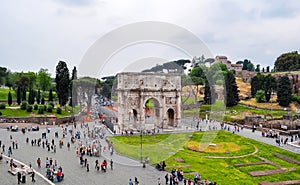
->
left=250, top=73, right=293, bottom=107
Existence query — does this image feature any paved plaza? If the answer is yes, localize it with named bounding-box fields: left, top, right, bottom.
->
left=0, top=123, right=167, bottom=185
left=0, top=120, right=299, bottom=185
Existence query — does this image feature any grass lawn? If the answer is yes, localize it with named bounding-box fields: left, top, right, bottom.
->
left=0, top=106, right=76, bottom=117
left=197, top=103, right=288, bottom=122
left=109, top=130, right=300, bottom=185
left=0, top=88, right=16, bottom=101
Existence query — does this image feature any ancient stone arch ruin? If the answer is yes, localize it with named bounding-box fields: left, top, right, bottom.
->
left=117, top=72, right=181, bottom=131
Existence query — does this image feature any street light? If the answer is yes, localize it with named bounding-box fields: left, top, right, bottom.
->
left=139, top=115, right=143, bottom=164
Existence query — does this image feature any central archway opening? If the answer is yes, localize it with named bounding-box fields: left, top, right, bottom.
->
left=144, top=98, right=160, bottom=126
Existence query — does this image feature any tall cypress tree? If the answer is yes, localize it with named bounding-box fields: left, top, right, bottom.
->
left=22, top=88, right=26, bottom=101
left=17, top=87, right=21, bottom=105
left=8, top=91, right=12, bottom=106
left=69, top=66, right=78, bottom=106
left=204, top=78, right=216, bottom=104
left=277, top=76, right=292, bottom=107
left=55, top=61, right=70, bottom=106
left=36, top=89, right=41, bottom=104
left=250, top=76, right=259, bottom=97
left=224, top=71, right=239, bottom=107
left=28, top=88, right=35, bottom=105
left=49, top=89, right=53, bottom=102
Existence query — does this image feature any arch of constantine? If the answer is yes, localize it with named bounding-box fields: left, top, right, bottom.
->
left=116, top=72, right=181, bottom=131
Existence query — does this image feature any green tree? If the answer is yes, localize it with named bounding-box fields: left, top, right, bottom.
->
left=73, top=77, right=97, bottom=112
left=255, top=90, right=265, bottom=103
left=0, top=67, right=8, bottom=85
left=41, top=96, right=45, bottom=105
left=224, top=71, right=239, bottom=107
left=24, top=72, right=37, bottom=90
left=22, top=88, right=26, bottom=101
left=100, top=76, right=115, bottom=98
left=8, top=91, right=12, bottom=106
left=204, top=78, right=216, bottom=104
left=242, top=59, right=250, bottom=70
left=16, top=86, right=21, bottom=105
left=55, top=61, right=70, bottom=106
left=49, top=89, right=53, bottom=102
left=255, top=64, right=260, bottom=72
left=36, top=90, right=41, bottom=104
left=274, top=51, right=300, bottom=72
left=251, top=76, right=260, bottom=97
left=264, top=74, right=277, bottom=102
left=37, top=68, right=51, bottom=91
left=28, top=88, right=35, bottom=105
left=247, top=63, right=254, bottom=71
left=69, top=66, right=77, bottom=106
left=277, top=76, right=292, bottom=106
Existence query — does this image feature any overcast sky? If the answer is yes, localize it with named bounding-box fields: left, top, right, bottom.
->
left=1, top=0, right=300, bottom=77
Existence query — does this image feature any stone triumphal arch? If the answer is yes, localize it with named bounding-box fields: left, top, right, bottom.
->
left=117, top=72, right=181, bottom=131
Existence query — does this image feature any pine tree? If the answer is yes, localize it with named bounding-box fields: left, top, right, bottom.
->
left=17, top=87, right=21, bottom=105
left=8, top=91, right=12, bottom=106
left=204, top=79, right=216, bottom=104
left=36, top=90, right=41, bottom=104
left=250, top=76, right=259, bottom=97
left=69, top=66, right=77, bottom=106
left=22, top=88, right=26, bottom=101
left=28, top=89, right=35, bottom=105
left=41, top=96, right=45, bottom=105
left=224, top=71, right=239, bottom=107
left=264, top=74, right=277, bottom=102
left=55, top=61, right=70, bottom=106
left=49, top=89, right=53, bottom=102
left=277, top=76, right=292, bottom=107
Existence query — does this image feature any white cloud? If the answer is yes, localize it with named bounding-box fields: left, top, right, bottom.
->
left=0, top=0, right=300, bottom=76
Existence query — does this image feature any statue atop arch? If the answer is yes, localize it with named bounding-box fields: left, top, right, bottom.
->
left=116, top=72, right=181, bottom=131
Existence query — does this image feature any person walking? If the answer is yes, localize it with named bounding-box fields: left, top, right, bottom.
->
left=165, top=173, right=169, bottom=184
left=86, top=161, right=90, bottom=172
left=31, top=168, right=35, bottom=182
left=110, top=159, right=113, bottom=170
left=158, top=177, right=161, bottom=185
left=17, top=171, right=22, bottom=184
left=129, top=179, right=134, bottom=185
left=134, top=177, right=139, bottom=185
left=37, top=158, right=41, bottom=168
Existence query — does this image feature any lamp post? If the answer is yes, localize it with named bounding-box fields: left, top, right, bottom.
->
left=140, top=115, right=143, bottom=164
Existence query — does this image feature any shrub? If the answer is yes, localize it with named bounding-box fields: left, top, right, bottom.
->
left=0, top=103, right=6, bottom=109
left=20, top=101, right=27, bottom=110
left=0, top=111, right=2, bottom=116
left=47, top=105, right=53, bottom=113
left=38, top=106, right=44, bottom=114
left=26, top=105, right=33, bottom=112
left=34, top=104, right=38, bottom=110
left=44, top=105, right=47, bottom=111
left=48, top=101, right=55, bottom=108
left=255, top=90, right=265, bottom=103
left=56, top=107, right=62, bottom=114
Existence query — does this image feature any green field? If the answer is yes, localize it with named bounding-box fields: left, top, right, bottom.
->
left=0, top=105, right=81, bottom=118
left=0, top=107, right=72, bottom=118
left=0, top=88, right=16, bottom=100
left=0, top=88, right=58, bottom=101
left=109, top=130, right=300, bottom=185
